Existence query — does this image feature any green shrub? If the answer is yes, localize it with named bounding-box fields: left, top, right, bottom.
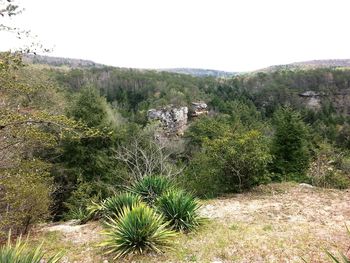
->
left=100, top=204, right=176, bottom=259
left=88, top=192, right=142, bottom=219
left=310, top=170, right=350, bottom=190
left=129, top=175, right=174, bottom=205
left=156, top=189, right=204, bottom=232
left=181, top=152, right=222, bottom=198
left=1, top=167, right=52, bottom=239
left=185, top=129, right=272, bottom=196
left=0, top=233, right=63, bottom=263
left=324, top=171, right=350, bottom=189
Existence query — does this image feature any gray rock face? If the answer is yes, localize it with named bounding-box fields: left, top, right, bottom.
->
left=299, top=91, right=322, bottom=110
left=148, top=106, right=188, bottom=135
left=299, top=91, right=321, bottom=97
left=298, top=90, right=350, bottom=114
left=191, top=102, right=208, bottom=117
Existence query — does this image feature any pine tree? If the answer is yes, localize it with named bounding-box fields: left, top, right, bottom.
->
left=271, top=107, right=310, bottom=178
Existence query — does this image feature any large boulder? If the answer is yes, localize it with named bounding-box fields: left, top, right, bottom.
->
left=148, top=106, right=188, bottom=135
left=191, top=102, right=208, bottom=117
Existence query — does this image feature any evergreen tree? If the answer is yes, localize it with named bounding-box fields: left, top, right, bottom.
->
left=271, top=107, right=310, bottom=178
left=69, top=86, right=109, bottom=128
left=53, top=86, right=121, bottom=219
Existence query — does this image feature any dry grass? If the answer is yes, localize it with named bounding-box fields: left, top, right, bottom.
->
left=31, top=183, right=350, bottom=262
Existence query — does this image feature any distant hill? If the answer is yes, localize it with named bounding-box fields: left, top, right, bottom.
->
left=157, top=68, right=237, bottom=78
left=258, top=59, right=350, bottom=72
left=22, top=55, right=237, bottom=78
left=23, top=54, right=104, bottom=68
left=22, top=54, right=350, bottom=76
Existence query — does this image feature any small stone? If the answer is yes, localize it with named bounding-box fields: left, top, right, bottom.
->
left=299, top=183, right=313, bottom=188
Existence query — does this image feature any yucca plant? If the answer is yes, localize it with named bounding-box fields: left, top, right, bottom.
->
left=0, top=232, right=63, bottom=263
left=65, top=206, right=91, bottom=224
left=326, top=251, right=350, bottom=263
left=88, top=192, right=142, bottom=219
left=129, top=175, right=174, bottom=205
left=325, top=224, right=350, bottom=263
left=100, top=204, right=177, bottom=259
left=156, top=189, right=204, bottom=232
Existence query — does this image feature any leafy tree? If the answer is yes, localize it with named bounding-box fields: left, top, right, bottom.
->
left=0, top=161, right=52, bottom=238
left=271, top=107, right=310, bottom=179
left=184, top=115, right=231, bottom=157
left=0, top=52, right=84, bottom=237
left=185, top=126, right=272, bottom=196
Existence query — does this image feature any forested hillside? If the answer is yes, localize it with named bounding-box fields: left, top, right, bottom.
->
left=157, top=68, right=237, bottom=77
left=258, top=59, right=350, bottom=72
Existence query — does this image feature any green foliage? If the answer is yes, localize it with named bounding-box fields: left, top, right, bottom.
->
left=185, top=115, right=231, bottom=153
left=0, top=52, right=102, bottom=234
left=55, top=86, right=124, bottom=218
left=0, top=233, right=63, bottom=263
left=181, top=151, right=221, bottom=198
left=271, top=107, right=310, bottom=179
left=54, top=67, right=211, bottom=114
left=62, top=181, right=117, bottom=222
left=129, top=175, right=174, bottom=205
left=322, top=171, right=350, bottom=190
left=88, top=192, right=142, bottom=219
left=0, top=161, right=52, bottom=239
left=68, top=86, right=112, bottom=128
left=64, top=207, right=91, bottom=224
left=100, top=204, right=176, bottom=259
left=156, top=189, right=203, bottom=232
left=185, top=127, right=272, bottom=196
left=307, top=143, right=350, bottom=189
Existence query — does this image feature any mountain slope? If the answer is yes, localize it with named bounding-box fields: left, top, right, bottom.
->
left=157, top=68, right=237, bottom=78
left=22, top=54, right=237, bottom=77
left=258, top=59, right=350, bottom=72
left=23, top=54, right=104, bottom=68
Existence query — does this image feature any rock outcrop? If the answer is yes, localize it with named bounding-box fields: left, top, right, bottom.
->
left=191, top=102, right=208, bottom=117
left=299, top=91, right=323, bottom=110
left=299, top=90, right=350, bottom=114
left=148, top=106, right=188, bottom=136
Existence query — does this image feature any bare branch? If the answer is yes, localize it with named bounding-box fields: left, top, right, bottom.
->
left=114, top=136, right=182, bottom=180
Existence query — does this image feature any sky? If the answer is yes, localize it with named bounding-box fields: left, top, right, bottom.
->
left=1, top=0, right=350, bottom=72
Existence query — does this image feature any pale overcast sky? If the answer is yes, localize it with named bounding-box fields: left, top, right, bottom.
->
left=1, top=0, right=350, bottom=71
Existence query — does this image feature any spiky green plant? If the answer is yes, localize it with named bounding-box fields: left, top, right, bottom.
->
left=100, top=204, right=177, bottom=259
left=156, top=189, right=204, bottom=232
left=0, top=232, right=63, bottom=263
left=325, top=251, right=350, bottom=263
left=88, top=192, right=142, bottom=219
left=129, top=175, right=174, bottom=205
left=64, top=206, right=91, bottom=224
left=325, top=225, right=350, bottom=263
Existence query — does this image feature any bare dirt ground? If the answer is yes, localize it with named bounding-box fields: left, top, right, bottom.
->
left=201, top=183, right=350, bottom=226
left=34, top=183, right=350, bottom=263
